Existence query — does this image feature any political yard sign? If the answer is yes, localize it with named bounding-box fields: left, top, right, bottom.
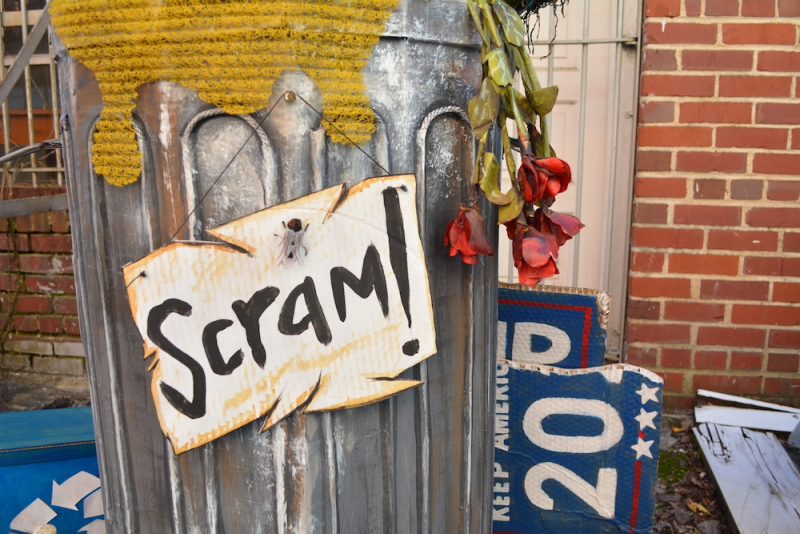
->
left=124, top=175, right=436, bottom=454
left=493, top=361, right=664, bottom=533
left=498, top=285, right=608, bottom=369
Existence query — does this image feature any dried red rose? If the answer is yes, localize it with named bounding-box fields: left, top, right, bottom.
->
left=517, top=155, right=572, bottom=204
left=532, top=208, right=584, bottom=246
left=444, top=206, right=494, bottom=265
left=510, top=224, right=560, bottom=287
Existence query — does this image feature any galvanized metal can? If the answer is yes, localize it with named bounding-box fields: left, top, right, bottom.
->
left=55, top=1, right=497, bottom=531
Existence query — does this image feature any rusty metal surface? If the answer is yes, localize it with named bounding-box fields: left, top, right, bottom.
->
left=56, top=1, right=496, bottom=531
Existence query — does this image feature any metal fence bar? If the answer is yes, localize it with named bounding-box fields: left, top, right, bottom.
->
left=20, top=0, right=38, bottom=186
left=48, top=25, right=63, bottom=186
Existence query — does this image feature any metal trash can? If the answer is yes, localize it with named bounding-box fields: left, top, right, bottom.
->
left=54, top=1, right=497, bottom=531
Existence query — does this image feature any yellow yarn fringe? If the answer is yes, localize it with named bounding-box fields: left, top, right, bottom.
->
left=51, top=0, right=400, bottom=186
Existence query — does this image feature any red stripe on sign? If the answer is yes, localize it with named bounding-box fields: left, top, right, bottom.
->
left=630, top=460, right=643, bottom=533
left=498, top=300, right=594, bottom=368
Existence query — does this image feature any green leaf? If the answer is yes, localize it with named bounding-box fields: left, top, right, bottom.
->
left=486, top=48, right=514, bottom=87
left=512, top=47, right=535, bottom=95
left=479, top=152, right=511, bottom=205
left=468, top=78, right=500, bottom=138
left=531, top=86, right=559, bottom=116
left=512, top=88, right=536, bottom=124
left=498, top=187, right=523, bottom=223
left=492, top=1, right=527, bottom=47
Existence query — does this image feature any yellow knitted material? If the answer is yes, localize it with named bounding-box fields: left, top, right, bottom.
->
left=51, top=0, right=400, bottom=186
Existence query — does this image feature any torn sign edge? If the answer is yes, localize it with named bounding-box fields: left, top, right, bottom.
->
left=121, top=174, right=437, bottom=453
left=500, top=359, right=665, bottom=386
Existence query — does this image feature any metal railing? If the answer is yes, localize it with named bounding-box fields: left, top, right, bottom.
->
left=0, top=1, right=63, bottom=192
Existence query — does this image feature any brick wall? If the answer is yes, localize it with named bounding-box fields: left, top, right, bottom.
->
left=0, top=187, right=87, bottom=391
left=629, top=0, right=800, bottom=409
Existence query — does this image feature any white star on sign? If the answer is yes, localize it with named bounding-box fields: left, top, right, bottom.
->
left=635, top=408, right=658, bottom=431
left=636, top=383, right=659, bottom=405
left=631, top=437, right=654, bottom=460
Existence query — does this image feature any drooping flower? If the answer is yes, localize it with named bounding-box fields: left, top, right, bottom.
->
left=510, top=224, right=559, bottom=287
left=532, top=208, right=584, bottom=246
left=444, top=206, right=494, bottom=265
left=517, top=155, right=572, bottom=204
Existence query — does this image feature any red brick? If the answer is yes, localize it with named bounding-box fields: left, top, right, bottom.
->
left=732, top=304, right=800, bottom=326
left=676, top=152, right=747, bottom=173
left=742, top=0, right=775, bottom=16
left=631, top=252, right=665, bottom=273
left=773, top=283, right=800, bottom=303
left=779, top=0, right=800, bottom=17
left=627, top=323, right=691, bottom=343
left=646, top=0, right=681, bottom=17
left=717, top=127, right=787, bottom=149
left=696, top=350, right=727, bottom=370
left=767, top=353, right=799, bottom=373
left=767, top=181, right=800, bottom=201
left=746, top=207, right=800, bottom=228
left=680, top=102, right=752, bottom=124
left=693, top=179, right=726, bottom=200
left=18, top=254, right=73, bottom=274
left=646, top=22, right=718, bottom=44
left=53, top=296, right=78, bottom=315
left=0, top=234, right=30, bottom=252
left=0, top=274, right=21, bottom=292
left=23, top=275, right=75, bottom=295
left=785, top=233, right=800, bottom=252
left=685, top=0, right=701, bottom=16
left=628, top=277, right=692, bottom=298
left=700, top=279, right=770, bottom=301
left=627, top=346, right=658, bottom=366
left=757, top=104, right=800, bottom=128
left=705, top=0, right=740, bottom=15
left=683, top=49, right=752, bottom=71
left=633, top=203, right=668, bottom=224
left=661, top=348, right=691, bottom=368
left=719, top=76, right=793, bottom=98
left=664, top=301, right=725, bottom=322
left=769, top=329, right=800, bottom=349
left=631, top=227, right=704, bottom=249
left=754, top=153, right=800, bottom=175
left=764, top=377, right=800, bottom=397
left=664, top=395, right=695, bottom=411
left=635, top=177, right=686, bottom=198
left=29, top=235, right=72, bottom=254
left=661, top=372, right=685, bottom=393
left=640, top=126, right=712, bottom=147
left=730, top=180, right=763, bottom=200
left=640, top=101, right=675, bottom=123
left=707, top=230, right=778, bottom=251
left=669, top=253, right=739, bottom=275
left=627, top=299, right=661, bottom=319
left=49, top=212, right=70, bottom=233
left=12, top=316, right=38, bottom=333
left=758, top=51, right=800, bottom=74
left=14, top=295, right=52, bottom=314
left=731, top=351, right=762, bottom=370
left=643, top=49, right=678, bottom=71
left=642, top=75, right=716, bottom=97
left=722, top=23, right=797, bottom=45
left=63, top=317, right=81, bottom=336
left=674, top=205, right=741, bottom=226
left=636, top=151, right=672, bottom=172
left=15, top=213, right=50, bottom=233
left=744, top=257, right=800, bottom=277
left=692, top=374, right=762, bottom=395
left=38, top=316, right=64, bottom=335
left=697, top=326, right=766, bottom=347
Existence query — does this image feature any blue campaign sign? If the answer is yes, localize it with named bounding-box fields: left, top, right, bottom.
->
left=493, top=360, right=663, bottom=533
left=498, top=284, right=608, bottom=369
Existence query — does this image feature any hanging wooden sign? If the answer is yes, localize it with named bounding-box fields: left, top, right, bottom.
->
left=123, top=175, right=436, bottom=454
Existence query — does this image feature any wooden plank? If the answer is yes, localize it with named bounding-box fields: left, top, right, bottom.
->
left=0, top=194, right=67, bottom=218
left=697, top=389, right=800, bottom=415
left=694, top=423, right=800, bottom=534
left=695, top=406, right=800, bottom=433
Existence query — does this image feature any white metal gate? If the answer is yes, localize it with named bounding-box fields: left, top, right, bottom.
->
left=497, top=0, right=642, bottom=358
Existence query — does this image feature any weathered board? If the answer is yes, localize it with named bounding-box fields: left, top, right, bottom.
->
left=124, top=175, right=437, bottom=453
left=493, top=361, right=663, bottom=533
left=694, top=406, right=800, bottom=433
left=498, top=284, right=608, bottom=369
left=694, top=423, right=800, bottom=534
